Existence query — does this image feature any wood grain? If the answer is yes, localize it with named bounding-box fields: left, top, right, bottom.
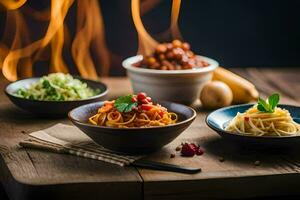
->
left=138, top=68, right=300, bottom=200
left=0, top=77, right=141, bottom=200
left=1, top=69, right=300, bottom=200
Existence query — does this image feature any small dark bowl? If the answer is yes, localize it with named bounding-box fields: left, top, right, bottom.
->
left=68, top=101, right=196, bottom=154
left=206, top=104, right=300, bottom=146
left=5, top=77, right=108, bottom=117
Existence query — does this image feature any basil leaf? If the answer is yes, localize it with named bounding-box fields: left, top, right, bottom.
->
left=257, top=104, right=267, bottom=112
left=114, top=95, right=138, bottom=113
left=268, top=93, right=280, bottom=110
left=257, top=97, right=269, bottom=112
left=257, top=93, right=281, bottom=113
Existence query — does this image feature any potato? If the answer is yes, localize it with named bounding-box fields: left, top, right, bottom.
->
left=200, top=81, right=233, bottom=109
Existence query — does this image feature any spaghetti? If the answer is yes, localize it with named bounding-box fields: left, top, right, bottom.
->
left=89, top=93, right=178, bottom=128
left=225, top=105, right=300, bottom=136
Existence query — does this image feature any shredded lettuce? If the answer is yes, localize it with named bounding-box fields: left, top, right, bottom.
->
left=15, top=73, right=100, bottom=101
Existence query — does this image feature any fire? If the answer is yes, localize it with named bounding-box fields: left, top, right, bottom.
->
left=170, top=0, right=182, bottom=40
left=0, top=0, right=26, bottom=10
left=0, top=0, right=181, bottom=81
left=131, top=0, right=158, bottom=56
left=1, top=10, right=33, bottom=80
left=0, top=0, right=109, bottom=81
left=131, top=0, right=182, bottom=55
left=72, top=0, right=110, bottom=79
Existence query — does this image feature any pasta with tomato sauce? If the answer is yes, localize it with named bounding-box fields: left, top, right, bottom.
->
left=88, top=93, right=178, bottom=128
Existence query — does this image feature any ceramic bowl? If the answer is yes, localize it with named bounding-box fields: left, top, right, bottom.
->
left=206, top=104, right=300, bottom=145
left=5, top=77, right=108, bottom=117
left=122, top=55, right=218, bottom=105
left=68, top=101, right=196, bottom=154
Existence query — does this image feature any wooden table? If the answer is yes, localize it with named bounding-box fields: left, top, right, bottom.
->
left=0, top=68, right=300, bottom=200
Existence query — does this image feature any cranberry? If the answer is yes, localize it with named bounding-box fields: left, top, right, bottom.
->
left=180, top=142, right=204, bottom=157
left=189, top=143, right=198, bottom=151
left=244, top=116, right=250, bottom=121
left=181, top=143, right=195, bottom=157
left=137, top=92, right=147, bottom=101
left=196, top=147, right=205, bottom=155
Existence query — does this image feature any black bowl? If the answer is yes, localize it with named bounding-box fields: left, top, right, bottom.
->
left=68, top=101, right=196, bottom=154
left=206, top=104, right=300, bottom=146
left=5, top=77, right=108, bottom=117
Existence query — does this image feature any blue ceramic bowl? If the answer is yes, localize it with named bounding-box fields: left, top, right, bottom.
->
left=206, top=104, right=300, bottom=145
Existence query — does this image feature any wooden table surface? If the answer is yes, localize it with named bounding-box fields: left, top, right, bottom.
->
left=0, top=68, right=300, bottom=200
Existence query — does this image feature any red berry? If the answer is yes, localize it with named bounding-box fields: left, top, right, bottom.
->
left=196, top=147, right=205, bottom=156
left=137, top=92, right=147, bottom=101
left=244, top=117, right=250, bottom=121
left=181, top=143, right=195, bottom=157
left=189, top=143, right=198, bottom=151
left=141, top=104, right=153, bottom=111
left=131, top=97, right=137, bottom=102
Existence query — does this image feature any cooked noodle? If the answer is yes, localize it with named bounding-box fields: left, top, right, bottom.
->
left=225, top=105, right=300, bottom=136
left=89, top=102, right=178, bottom=128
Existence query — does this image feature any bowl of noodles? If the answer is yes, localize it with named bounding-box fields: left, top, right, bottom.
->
left=5, top=73, right=108, bottom=117
left=68, top=93, right=196, bottom=154
left=206, top=94, right=300, bottom=145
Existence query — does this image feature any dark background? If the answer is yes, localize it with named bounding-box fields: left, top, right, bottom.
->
left=1, top=0, right=300, bottom=76
left=101, top=0, right=300, bottom=69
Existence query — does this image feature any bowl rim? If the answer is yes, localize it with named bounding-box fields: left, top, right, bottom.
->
left=122, top=55, right=219, bottom=75
left=205, top=103, right=300, bottom=139
left=4, top=76, right=109, bottom=103
left=68, top=100, right=197, bottom=130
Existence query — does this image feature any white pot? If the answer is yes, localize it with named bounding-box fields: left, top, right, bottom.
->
left=122, top=55, right=219, bottom=105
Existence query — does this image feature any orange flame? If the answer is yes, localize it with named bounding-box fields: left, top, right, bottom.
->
left=131, top=0, right=182, bottom=55
left=48, top=0, right=72, bottom=73
left=1, top=10, right=33, bottom=80
left=131, top=0, right=158, bottom=55
left=1, top=0, right=73, bottom=81
left=0, top=0, right=29, bottom=79
left=0, top=0, right=26, bottom=10
left=170, top=0, right=182, bottom=39
left=72, top=0, right=110, bottom=79
left=0, top=43, right=8, bottom=69
left=1, top=0, right=180, bottom=81
left=1, top=0, right=109, bottom=81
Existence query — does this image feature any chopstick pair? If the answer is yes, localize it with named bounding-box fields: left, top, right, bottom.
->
left=21, top=139, right=201, bottom=174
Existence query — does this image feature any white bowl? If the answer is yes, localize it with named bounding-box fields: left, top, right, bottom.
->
left=122, top=55, right=219, bottom=105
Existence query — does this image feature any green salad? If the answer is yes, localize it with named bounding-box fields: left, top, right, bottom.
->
left=16, top=73, right=100, bottom=101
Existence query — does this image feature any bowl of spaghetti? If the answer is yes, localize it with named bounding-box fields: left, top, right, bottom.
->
left=68, top=93, right=196, bottom=154
left=206, top=94, right=300, bottom=145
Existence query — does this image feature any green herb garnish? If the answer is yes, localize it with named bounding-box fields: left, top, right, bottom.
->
left=257, top=93, right=280, bottom=113
left=114, top=95, right=138, bottom=113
